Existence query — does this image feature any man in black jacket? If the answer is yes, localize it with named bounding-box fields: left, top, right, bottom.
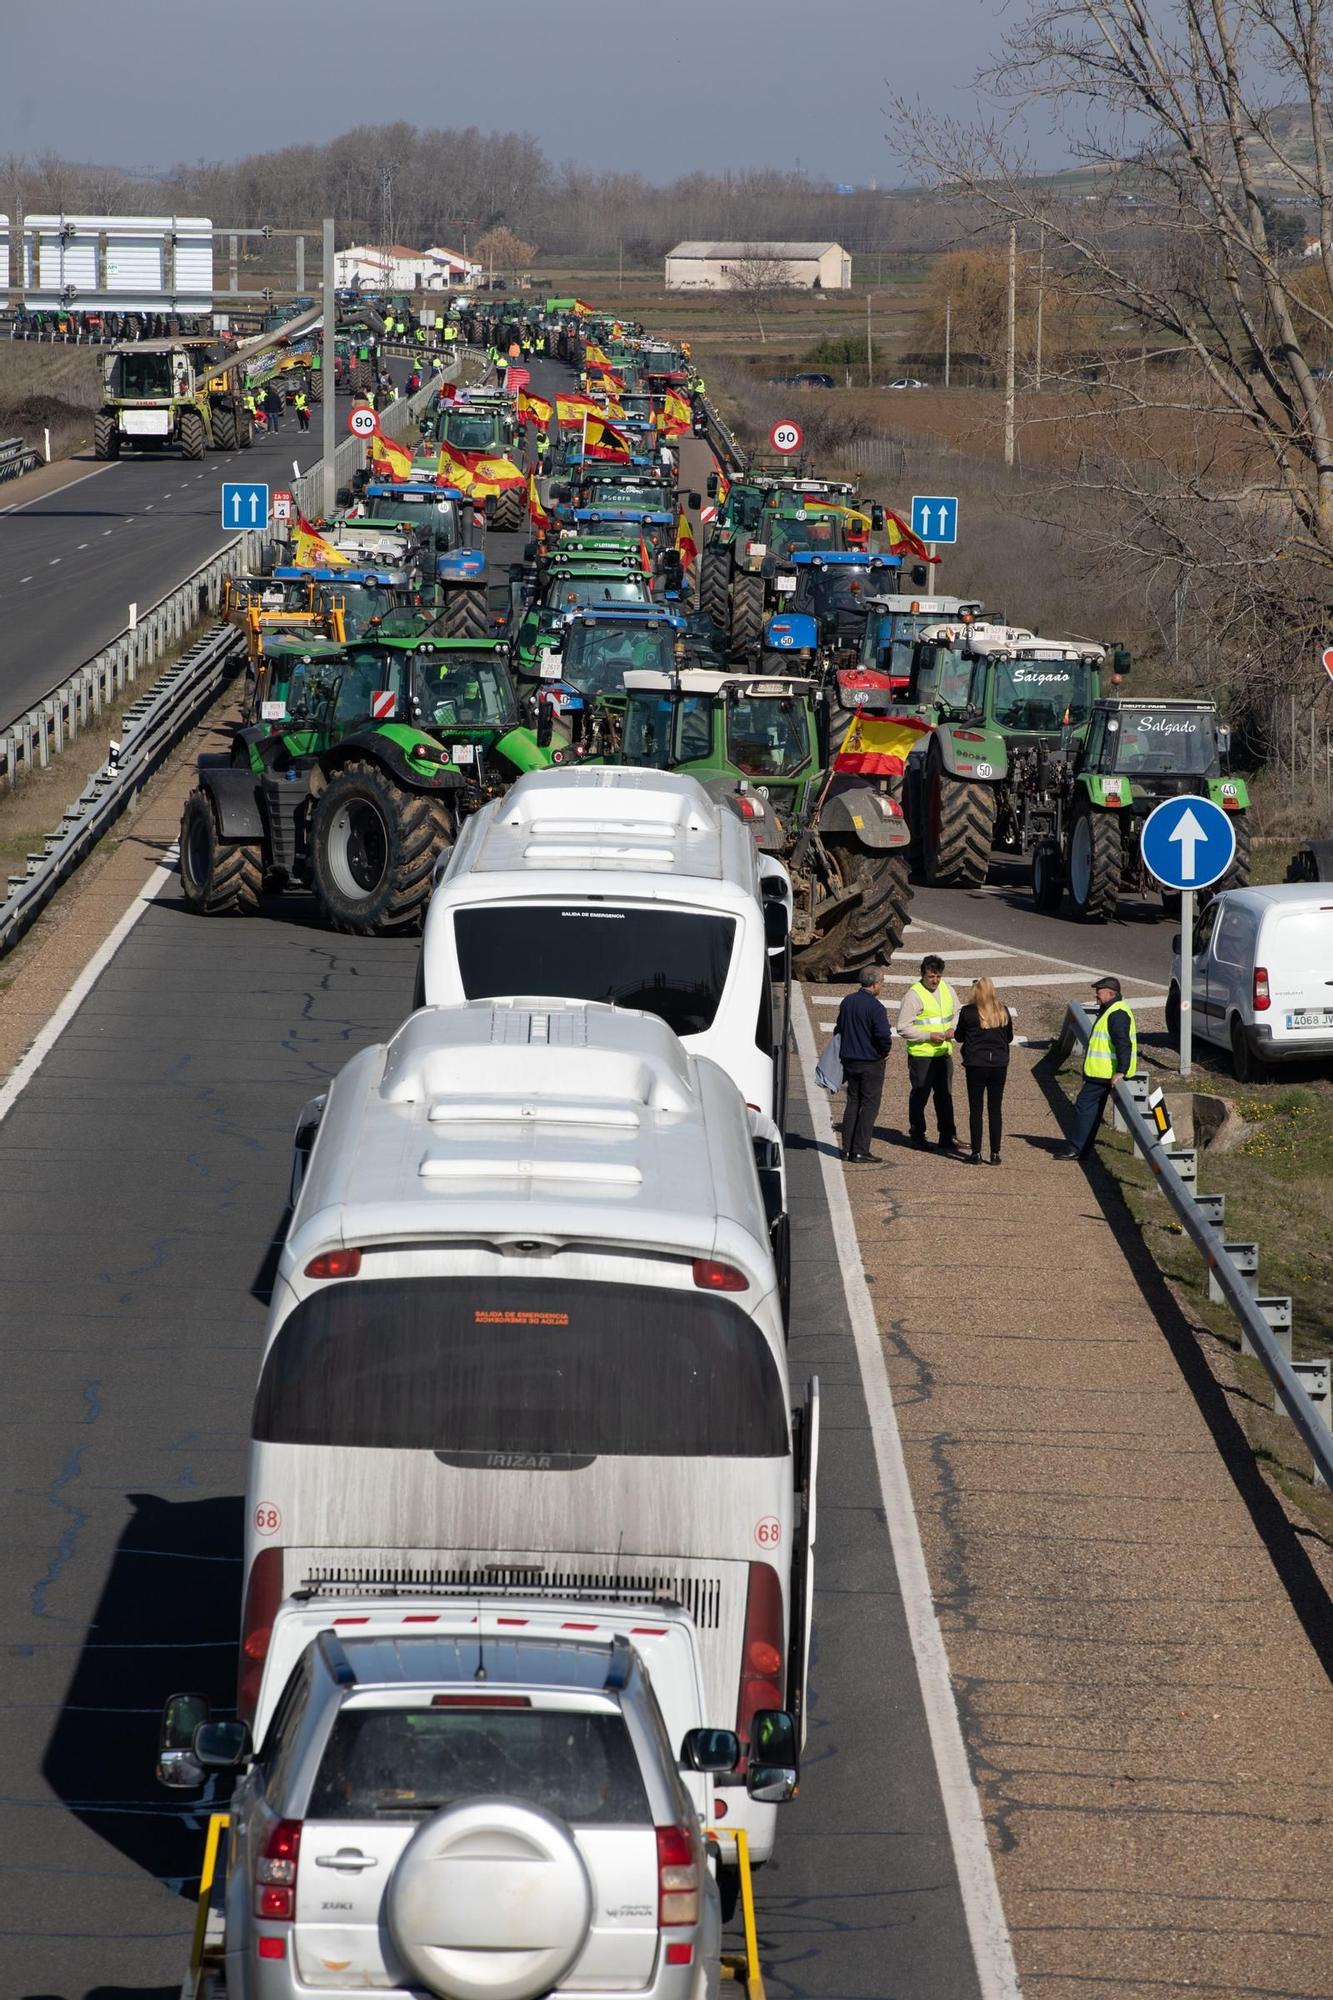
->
left=835, top=968, right=894, bottom=1162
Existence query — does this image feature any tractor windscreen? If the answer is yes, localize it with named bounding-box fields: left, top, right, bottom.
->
left=368, top=493, right=460, bottom=543
left=319, top=586, right=401, bottom=638
left=582, top=480, right=670, bottom=510
left=1104, top=709, right=1216, bottom=775
left=623, top=693, right=714, bottom=768
left=559, top=622, right=678, bottom=695
left=726, top=694, right=813, bottom=778
left=111, top=351, right=175, bottom=398
left=991, top=658, right=1096, bottom=731
left=443, top=413, right=499, bottom=451
left=546, top=574, right=652, bottom=610
left=411, top=652, right=513, bottom=727
left=768, top=515, right=838, bottom=558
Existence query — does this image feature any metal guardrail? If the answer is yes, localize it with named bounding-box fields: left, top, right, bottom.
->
left=1055, top=1002, right=1333, bottom=1489
left=0, top=435, right=41, bottom=482
left=0, top=360, right=461, bottom=781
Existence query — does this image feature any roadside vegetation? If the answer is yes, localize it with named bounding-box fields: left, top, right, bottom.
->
left=0, top=342, right=100, bottom=463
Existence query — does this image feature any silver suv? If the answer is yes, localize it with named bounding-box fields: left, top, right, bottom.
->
left=174, top=1627, right=733, bottom=1999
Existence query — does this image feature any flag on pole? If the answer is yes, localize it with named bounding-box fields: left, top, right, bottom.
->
left=292, top=514, right=350, bottom=568
left=675, top=507, right=699, bottom=572
left=881, top=509, right=939, bottom=561
left=370, top=430, right=414, bottom=482
left=518, top=389, right=554, bottom=428
left=528, top=470, right=549, bottom=529
left=832, top=711, right=932, bottom=776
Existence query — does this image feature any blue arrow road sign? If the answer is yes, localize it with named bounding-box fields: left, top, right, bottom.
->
left=910, top=494, right=958, bottom=545
left=1140, top=793, right=1236, bottom=892
left=221, top=482, right=270, bottom=532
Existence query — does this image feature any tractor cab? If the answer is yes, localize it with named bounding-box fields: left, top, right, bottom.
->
left=277, top=566, right=419, bottom=641
left=1078, top=699, right=1229, bottom=789
left=782, top=551, right=904, bottom=650
left=852, top=596, right=986, bottom=699
left=620, top=668, right=825, bottom=823
left=101, top=342, right=199, bottom=403
left=359, top=481, right=478, bottom=558
left=552, top=608, right=688, bottom=701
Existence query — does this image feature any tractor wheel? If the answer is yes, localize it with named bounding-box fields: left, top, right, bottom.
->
left=1067, top=803, right=1121, bottom=922
left=93, top=413, right=120, bottom=460
left=349, top=360, right=370, bottom=395
left=1032, top=838, right=1064, bottom=912
left=699, top=547, right=730, bottom=629
left=310, top=759, right=453, bottom=935
left=1222, top=813, right=1251, bottom=889
left=237, top=413, right=253, bottom=449
left=310, top=371, right=324, bottom=404
left=729, top=572, right=766, bottom=657
left=922, top=742, right=995, bottom=887
left=211, top=404, right=237, bottom=451
left=491, top=486, right=525, bottom=532
left=178, top=789, right=262, bottom=917
left=179, top=409, right=206, bottom=461
left=795, top=839, right=912, bottom=982
left=438, top=585, right=489, bottom=639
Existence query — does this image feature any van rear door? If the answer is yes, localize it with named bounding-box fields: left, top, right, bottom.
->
left=1265, top=902, right=1333, bottom=1048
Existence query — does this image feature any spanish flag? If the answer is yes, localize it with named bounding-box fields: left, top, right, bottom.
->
left=528, top=470, right=549, bottom=529
left=882, top=509, right=939, bottom=561
left=556, top=393, right=602, bottom=428
left=292, top=513, right=350, bottom=568
left=675, top=507, right=699, bottom=572
left=585, top=417, right=631, bottom=461
left=584, top=341, right=612, bottom=368
left=662, top=390, right=692, bottom=435
left=370, top=430, right=414, bottom=482
left=518, top=389, right=554, bottom=428
left=833, top=710, right=932, bottom=776
left=436, top=445, right=475, bottom=493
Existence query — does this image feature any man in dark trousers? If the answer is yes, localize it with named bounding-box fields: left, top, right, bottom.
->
left=835, top=967, right=893, bottom=1162
left=1055, top=975, right=1137, bottom=1159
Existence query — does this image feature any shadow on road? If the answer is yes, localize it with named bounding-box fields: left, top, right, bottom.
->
left=40, top=1492, right=243, bottom=1897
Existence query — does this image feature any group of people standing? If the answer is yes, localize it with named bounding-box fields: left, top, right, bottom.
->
left=831, top=962, right=1137, bottom=1167
left=834, top=956, right=1013, bottom=1166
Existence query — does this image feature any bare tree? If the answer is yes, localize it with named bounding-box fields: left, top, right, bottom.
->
left=472, top=225, right=537, bottom=286
left=894, top=0, right=1333, bottom=773
left=725, top=246, right=795, bottom=342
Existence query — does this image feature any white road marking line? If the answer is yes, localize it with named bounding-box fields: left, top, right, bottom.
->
left=77, top=542, right=89, bottom=550
left=792, top=987, right=1023, bottom=2000
left=48, top=558, right=60, bottom=565
left=0, top=855, right=177, bottom=1127
left=0, top=458, right=118, bottom=517
left=103, top=529, right=113, bottom=536
left=19, top=575, right=32, bottom=583
left=906, top=909, right=1160, bottom=981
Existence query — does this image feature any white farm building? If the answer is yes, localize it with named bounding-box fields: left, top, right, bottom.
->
left=334, top=243, right=481, bottom=291
left=664, top=241, right=852, bottom=291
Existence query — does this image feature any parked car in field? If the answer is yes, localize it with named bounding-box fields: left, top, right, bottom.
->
left=886, top=377, right=928, bottom=391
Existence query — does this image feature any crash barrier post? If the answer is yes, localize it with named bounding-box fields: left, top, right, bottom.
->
left=0, top=434, right=41, bottom=482
left=1052, top=1002, right=1333, bottom=1490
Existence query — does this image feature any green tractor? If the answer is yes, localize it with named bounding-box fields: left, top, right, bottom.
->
left=891, top=621, right=1128, bottom=888
left=94, top=340, right=252, bottom=459
left=348, top=481, right=491, bottom=638
left=698, top=476, right=884, bottom=658
left=1029, top=697, right=1250, bottom=920
left=612, top=667, right=912, bottom=977
left=179, top=635, right=559, bottom=934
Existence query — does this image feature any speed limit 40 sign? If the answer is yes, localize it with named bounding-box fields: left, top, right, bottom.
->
left=770, top=419, right=803, bottom=455
left=348, top=405, right=380, bottom=439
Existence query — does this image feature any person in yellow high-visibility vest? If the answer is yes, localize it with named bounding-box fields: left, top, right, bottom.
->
left=897, top=954, right=962, bottom=1150
left=1055, top=976, right=1137, bottom=1160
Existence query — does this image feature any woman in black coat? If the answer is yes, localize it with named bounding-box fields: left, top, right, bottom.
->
left=954, top=976, right=1014, bottom=1165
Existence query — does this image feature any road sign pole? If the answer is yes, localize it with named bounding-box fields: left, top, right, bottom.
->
left=1179, top=888, right=1193, bottom=1079
left=322, top=216, right=336, bottom=523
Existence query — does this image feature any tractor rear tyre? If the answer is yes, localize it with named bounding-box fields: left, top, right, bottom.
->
left=923, top=743, right=995, bottom=888
left=795, top=839, right=912, bottom=982
left=438, top=585, right=490, bottom=639
left=237, top=413, right=253, bottom=449
left=491, top=486, right=525, bottom=533
left=1067, top=803, right=1121, bottom=922
left=1032, top=838, right=1064, bottom=912
left=93, top=413, right=120, bottom=460
left=178, top=789, right=262, bottom=916
left=699, top=547, right=730, bottom=630
left=729, top=573, right=766, bottom=658
left=310, top=759, right=453, bottom=935
left=179, top=409, right=206, bottom=461
left=1222, top=813, right=1251, bottom=889
left=310, top=371, right=324, bottom=404
left=211, top=405, right=238, bottom=451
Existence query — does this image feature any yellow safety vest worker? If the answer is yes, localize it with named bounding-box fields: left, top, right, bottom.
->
left=444, top=324, right=458, bottom=342
left=905, top=979, right=956, bottom=1059
left=1084, top=1000, right=1137, bottom=1079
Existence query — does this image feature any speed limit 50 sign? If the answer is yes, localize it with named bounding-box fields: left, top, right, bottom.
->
left=348, top=405, right=380, bottom=438
left=770, top=419, right=802, bottom=455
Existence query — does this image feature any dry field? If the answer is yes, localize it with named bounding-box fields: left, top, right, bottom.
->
left=0, top=342, right=102, bottom=462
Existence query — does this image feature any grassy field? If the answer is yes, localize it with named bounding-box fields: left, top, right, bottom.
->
left=0, top=342, right=102, bottom=463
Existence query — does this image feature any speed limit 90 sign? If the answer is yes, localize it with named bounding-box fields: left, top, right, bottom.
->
left=348, top=404, right=380, bottom=438
left=770, top=419, right=802, bottom=455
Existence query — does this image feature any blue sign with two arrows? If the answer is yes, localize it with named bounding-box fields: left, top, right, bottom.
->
left=221, top=482, right=269, bottom=532
left=910, top=494, right=958, bottom=544
left=1140, top=794, right=1236, bottom=891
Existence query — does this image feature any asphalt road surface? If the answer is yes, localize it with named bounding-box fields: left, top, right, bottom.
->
left=0, top=386, right=362, bottom=727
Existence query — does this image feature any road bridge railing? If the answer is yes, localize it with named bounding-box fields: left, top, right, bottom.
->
left=1052, top=1002, right=1333, bottom=1490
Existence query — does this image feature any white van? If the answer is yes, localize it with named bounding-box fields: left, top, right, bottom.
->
left=1169, top=884, right=1333, bottom=1079
left=242, top=1001, right=818, bottom=1874
left=417, top=768, right=792, bottom=1127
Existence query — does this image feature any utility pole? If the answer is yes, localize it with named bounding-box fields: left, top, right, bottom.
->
left=944, top=295, right=951, bottom=390
left=1034, top=220, right=1045, bottom=391
left=866, top=294, right=873, bottom=388
left=619, top=238, right=624, bottom=294
left=321, top=216, right=336, bottom=522
left=1005, top=224, right=1017, bottom=467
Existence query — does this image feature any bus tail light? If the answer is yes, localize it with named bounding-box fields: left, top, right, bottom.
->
left=737, top=1561, right=784, bottom=1759
left=238, top=1548, right=284, bottom=1721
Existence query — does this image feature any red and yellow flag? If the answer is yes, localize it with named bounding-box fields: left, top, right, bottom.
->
left=556, top=392, right=602, bottom=429
left=370, top=430, right=414, bottom=482
left=584, top=341, right=612, bottom=368
left=585, top=417, right=631, bottom=462
left=662, top=390, right=692, bottom=436
left=518, top=389, right=554, bottom=428
left=292, top=513, right=350, bottom=568
left=833, top=711, right=932, bottom=776
left=882, top=509, right=939, bottom=561
left=675, top=508, right=699, bottom=571
left=528, top=470, right=549, bottom=529
left=436, top=445, right=475, bottom=493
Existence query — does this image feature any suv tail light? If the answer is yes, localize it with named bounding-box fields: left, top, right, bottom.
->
left=238, top=1547, right=283, bottom=1720
left=305, top=1248, right=362, bottom=1279
left=254, top=1817, right=302, bottom=1922
left=736, top=1561, right=784, bottom=1760
left=692, top=1258, right=748, bottom=1292
left=656, top=1822, right=700, bottom=1926
left=1254, top=966, right=1271, bottom=1012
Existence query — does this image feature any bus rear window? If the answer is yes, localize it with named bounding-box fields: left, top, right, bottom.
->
left=253, top=1278, right=788, bottom=1457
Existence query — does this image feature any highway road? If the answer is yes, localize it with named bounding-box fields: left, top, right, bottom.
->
left=0, top=388, right=360, bottom=727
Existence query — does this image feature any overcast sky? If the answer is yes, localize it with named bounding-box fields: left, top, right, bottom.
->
left=5, top=0, right=1053, bottom=185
